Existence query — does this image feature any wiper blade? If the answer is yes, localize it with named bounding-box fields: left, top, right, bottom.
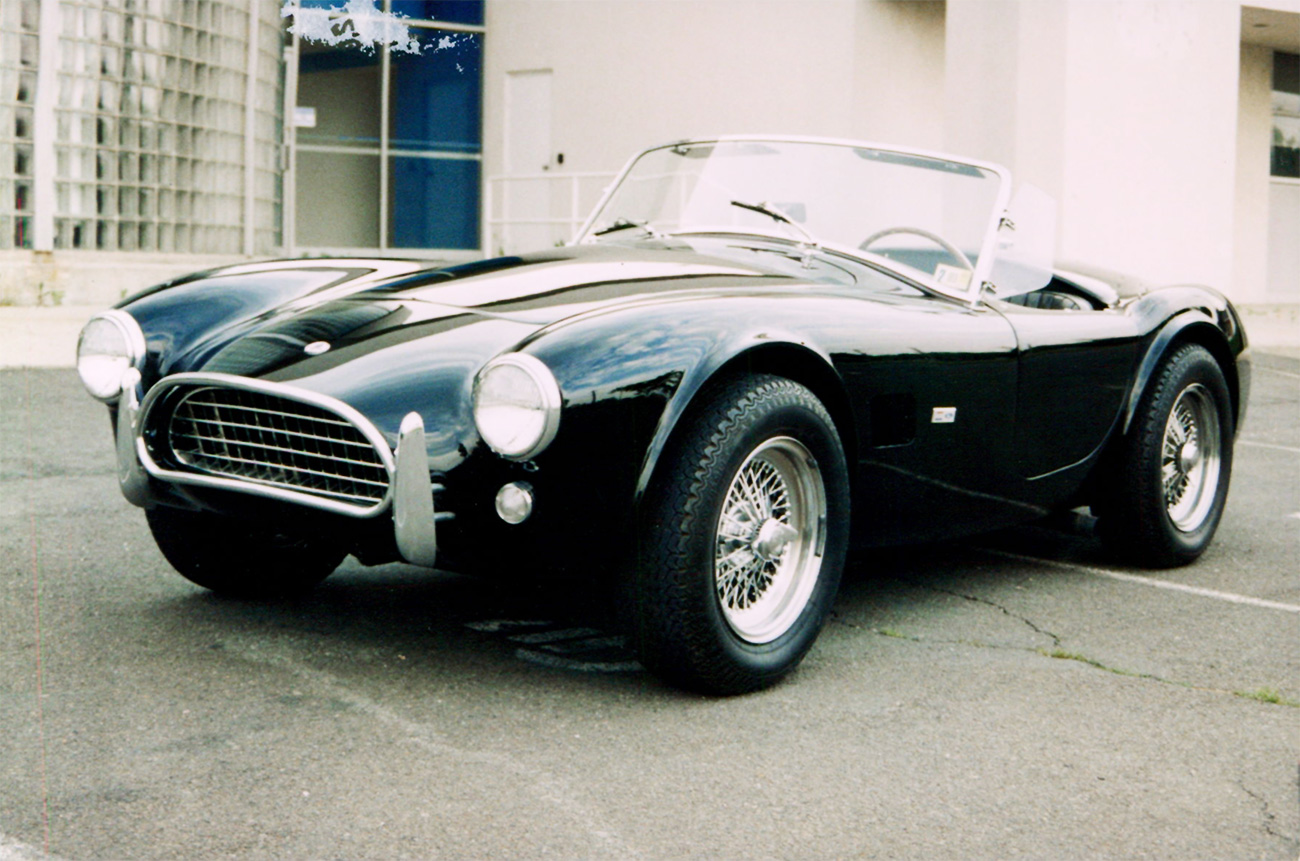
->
left=729, top=200, right=820, bottom=267
left=592, top=218, right=664, bottom=238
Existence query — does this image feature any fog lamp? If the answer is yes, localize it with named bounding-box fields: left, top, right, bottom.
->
left=495, top=482, right=535, bottom=525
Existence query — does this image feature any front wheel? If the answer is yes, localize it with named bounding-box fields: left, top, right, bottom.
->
left=630, top=374, right=850, bottom=695
left=146, top=506, right=346, bottom=598
left=1097, top=344, right=1234, bottom=567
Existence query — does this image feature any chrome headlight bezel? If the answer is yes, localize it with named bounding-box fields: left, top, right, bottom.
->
left=472, top=353, right=562, bottom=461
left=76, top=310, right=146, bottom=402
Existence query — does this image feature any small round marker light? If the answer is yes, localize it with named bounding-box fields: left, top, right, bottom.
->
left=495, top=482, right=534, bottom=525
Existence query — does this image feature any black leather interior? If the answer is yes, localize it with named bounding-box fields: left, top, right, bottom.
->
left=1004, top=289, right=1092, bottom=311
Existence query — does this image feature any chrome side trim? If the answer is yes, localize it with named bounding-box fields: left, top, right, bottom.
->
left=115, top=369, right=150, bottom=508
left=393, top=412, right=439, bottom=567
left=135, top=372, right=396, bottom=518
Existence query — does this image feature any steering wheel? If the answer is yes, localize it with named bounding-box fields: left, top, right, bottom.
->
left=858, top=226, right=975, bottom=272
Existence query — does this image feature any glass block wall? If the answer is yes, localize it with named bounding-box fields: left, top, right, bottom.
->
left=1, top=0, right=284, bottom=253
left=0, top=1, right=39, bottom=248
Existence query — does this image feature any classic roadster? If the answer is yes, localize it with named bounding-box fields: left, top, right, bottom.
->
left=77, top=136, right=1249, bottom=694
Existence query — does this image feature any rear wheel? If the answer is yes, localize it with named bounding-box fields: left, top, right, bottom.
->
left=146, top=506, right=346, bottom=598
left=1097, top=344, right=1234, bottom=567
left=630, top=374, right=850, bottom=695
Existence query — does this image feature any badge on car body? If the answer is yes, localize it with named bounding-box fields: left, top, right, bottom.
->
left=931, top=406, right=957, bottom=424
left=304, top=341, right=331, bottom=355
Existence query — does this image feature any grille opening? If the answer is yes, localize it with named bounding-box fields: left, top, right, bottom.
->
left=164, top=386, right=389, bottom=506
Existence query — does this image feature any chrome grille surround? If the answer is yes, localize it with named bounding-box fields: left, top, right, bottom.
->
left=136, top=373, right=395, bottom=518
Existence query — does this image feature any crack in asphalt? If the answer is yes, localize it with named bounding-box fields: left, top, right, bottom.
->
left=826, top=616, right=1294, bottom=712
left=900, top=579, right=1063, bottom=647
left=1237, top=778, right=1299, bottom=846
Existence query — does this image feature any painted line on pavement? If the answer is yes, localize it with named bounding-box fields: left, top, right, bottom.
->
left=1257, top=366, right=1300, bottom=380
left=0, top=831, right=60, bottom=861
left=984, top=549, right=1300, bottom=614
left=1241, top=440, right=1300, bottom=454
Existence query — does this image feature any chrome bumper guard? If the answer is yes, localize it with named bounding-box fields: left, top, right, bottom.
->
left=114, top=373, right=447, bottom=569
left=116, top=369, right=151, bottom=508
left=393, top=412, right=443, bottom=567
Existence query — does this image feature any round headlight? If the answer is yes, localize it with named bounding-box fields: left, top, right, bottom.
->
left=472, top=353, right=562, bottom=460
left=76, top=310, right=145, bottom=401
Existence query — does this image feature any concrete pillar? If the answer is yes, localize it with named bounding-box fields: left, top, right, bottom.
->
left=1236, top=44, right=1275, bottom=303
left=945, top=0, right=1242, bottom=294
left=31, top=0, right=60, bottom=251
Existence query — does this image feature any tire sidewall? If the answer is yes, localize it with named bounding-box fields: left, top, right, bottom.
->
left=641, top=376, right=851, bottom=691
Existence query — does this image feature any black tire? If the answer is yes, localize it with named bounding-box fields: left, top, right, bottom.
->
left=146, top=506, right=346, bottom=598
left=630, top=374, right=850, bottom=695
left=1098, top=344, right=1234, bottom=567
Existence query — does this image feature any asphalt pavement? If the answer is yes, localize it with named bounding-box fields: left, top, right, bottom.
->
left=0, top=322, right=1297, bottom=858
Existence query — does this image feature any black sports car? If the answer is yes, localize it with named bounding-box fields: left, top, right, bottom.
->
left=77, top=136, right=1249, bottom=694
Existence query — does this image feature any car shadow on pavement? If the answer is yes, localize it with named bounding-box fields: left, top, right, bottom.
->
left=133, top=518, right=1108, bottom=696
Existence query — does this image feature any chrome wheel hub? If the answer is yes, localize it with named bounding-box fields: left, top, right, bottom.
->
left=1161, top=383, right=1221, bottom=533
left=753, top=518, right=799, bottom=562
left=715, top=437, right=827, bottom=644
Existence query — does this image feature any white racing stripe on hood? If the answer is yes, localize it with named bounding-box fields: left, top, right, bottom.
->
left=401, top=260, right=758, bottom=309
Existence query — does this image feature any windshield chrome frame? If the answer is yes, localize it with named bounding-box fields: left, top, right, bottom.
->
left=575, top=135, right=1013, bottom=307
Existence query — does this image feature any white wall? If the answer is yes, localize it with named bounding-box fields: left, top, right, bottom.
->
left=946, top=0, right=1243, bottom=293
left=483, top=0, right=951, bottom=179
left=851, top=1, right=947, bottom=150
left=1060, top=2, right=1242, bottom=291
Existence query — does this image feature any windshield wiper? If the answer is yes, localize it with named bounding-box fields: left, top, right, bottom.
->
left=729, top=200, right=820, bottom=268
left=592, top=218, right=665, bottom=239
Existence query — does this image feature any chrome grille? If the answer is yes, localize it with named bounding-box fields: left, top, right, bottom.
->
left=165, top=386, right=390, bottom=506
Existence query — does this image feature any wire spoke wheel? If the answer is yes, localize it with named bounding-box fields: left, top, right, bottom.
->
left=1161, top=383, right=1221, bottom=532
left=714, top=436, right=826, bottom=644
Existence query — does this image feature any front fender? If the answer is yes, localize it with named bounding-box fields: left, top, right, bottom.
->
left=522, top=296, right=841, bottom=511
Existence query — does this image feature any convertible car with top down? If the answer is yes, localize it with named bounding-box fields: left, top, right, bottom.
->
left=76, top=136, right=1249, bottom=694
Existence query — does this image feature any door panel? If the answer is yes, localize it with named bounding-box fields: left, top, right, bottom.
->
left=832, top=297, right=1024, bottom=545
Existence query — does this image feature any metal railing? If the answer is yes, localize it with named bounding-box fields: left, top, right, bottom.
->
left=483, top=171, right=616, bottom=256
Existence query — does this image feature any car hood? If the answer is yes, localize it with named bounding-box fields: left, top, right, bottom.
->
left=166, top=243, right=803, bottom=442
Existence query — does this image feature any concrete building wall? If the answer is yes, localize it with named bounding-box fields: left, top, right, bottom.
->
left=947, top=0, right=1243, bottom=294
left=1059, top=1, right=1242, bottom=292
left=482, top=0, right=950, bottom=177
left=850, top=1, right=947, bottom=150
left=1236, top=43, right=1275, bottom=303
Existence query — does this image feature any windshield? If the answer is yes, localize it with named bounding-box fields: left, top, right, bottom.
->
left=579, top=138, right=1014, bottom=297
